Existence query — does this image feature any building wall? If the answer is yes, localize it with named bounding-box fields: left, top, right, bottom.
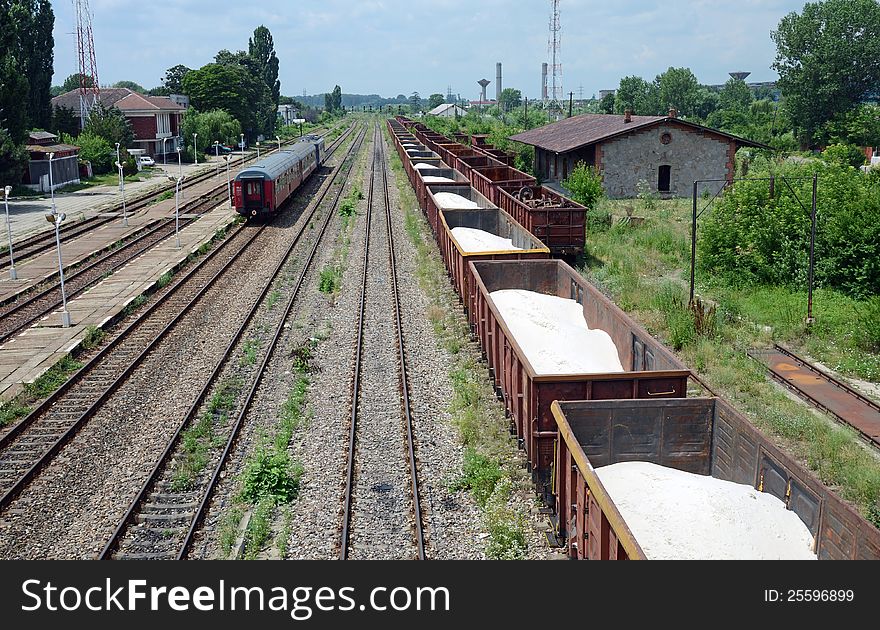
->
left=129, top=114, right=158, bottom=141
left=599, top=123, right=733, bottom=199
left=26, top=156, right=80, bottom=190
left=537, top=145, right=596, bottom=182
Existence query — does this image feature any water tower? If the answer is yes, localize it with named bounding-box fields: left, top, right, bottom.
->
left=729, top=72, right=751, bottom=82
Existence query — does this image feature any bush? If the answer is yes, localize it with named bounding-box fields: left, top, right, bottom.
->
left=821, top=143, right=867, bottom=169
left=450, top=448, right=504, bottom=508
left=562, top=162, right=604, bottom=210
left=699, top=159, right=880, bottom=298
left=857, top=297, right=880, bottom=352
left=75, top=132, right=113, bottom=174
left=240, top=447, right=300, bottom=504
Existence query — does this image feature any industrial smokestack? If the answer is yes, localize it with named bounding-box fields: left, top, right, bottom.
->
left=496, top=62, right=503, bottom=104
left=541, top=63, right=548, bottom=102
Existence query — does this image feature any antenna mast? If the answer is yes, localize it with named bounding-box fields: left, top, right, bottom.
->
left=73, top=0, right=100, bottom=129
left=548, top=0, right=563, bottom=115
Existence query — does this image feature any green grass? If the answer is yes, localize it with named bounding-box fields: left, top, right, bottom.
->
left=80, top=325, right=105, bottom=351
left=243, top=496, right=275, bottom=559
left=240, top=339, right=261, bottom=367
left=24, top=355, right=83, bottom=399
left=266, top=290, right=282, bottom=309
left=171, top=380, right=240, bottom=492
left=583, top=197, right=880, bottom=526
left=157, top=272, right=173, bottom=289
left=218, top=507, right=244, bottom=558
left=318, top=266, right=341, bottom=294
left=0, top=400, right=31, bottom=428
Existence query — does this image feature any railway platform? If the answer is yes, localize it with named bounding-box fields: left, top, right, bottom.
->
left=0, top=173, right=241, bottom=400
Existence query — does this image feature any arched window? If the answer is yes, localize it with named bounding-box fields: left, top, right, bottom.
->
left=658, top=165, right=671, bottom=193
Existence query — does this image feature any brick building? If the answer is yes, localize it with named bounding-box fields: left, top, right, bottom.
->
left=51, top=88, right=186, bottom=159
left=510, top=109, right=767, bottom=198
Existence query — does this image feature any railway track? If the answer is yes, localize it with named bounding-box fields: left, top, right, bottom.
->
left=749, top=343, right=880, bottom=448
left=0, top=124, right=348, bottom=286
left=99, top=123, right=368, bottom=560
left=0, top=187, right=229, bottom=344
left=340, top=123, right=425, bottom=560
left=0, top=123, right=360, bottom=517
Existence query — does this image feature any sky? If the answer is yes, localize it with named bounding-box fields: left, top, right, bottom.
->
left=50, top=0, right=807, bottom=100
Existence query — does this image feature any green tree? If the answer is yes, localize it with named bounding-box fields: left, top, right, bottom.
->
left=51, top=105, right=79, bottom=138
left=112, top=80, right=145, bottom=93
left=248, top=26, right=281, bottom=108
left=183, top=62, right=271, bottom=141
left=74, top=131, right=113, bottom=174
left=181, top=108, right=242, bottom=160
left=823, top=104, right=880, bottom=147
left=498, top=88, right=522, bottom=113
left=655, top=67, right=700, bottom=116
left=598, top=92, right=615, bottom=114
left=719, top=78, right=753, bottom=113
left=822, top=143, right=867, bottom=168
left=562, top=162, right=604, bottom=210
left=61, top=73, right=92, bottom=93
left=83, top=103, right=134, bottom=148
left=0, top=53, right=29, bottom=143
left=772, top=0, right=880, bottom=144
left=614, top=76, right=657, bottom=115
left=410, top=91, right=422, bottom=112
left=23, top=0, right=54, bottom=130
left=163, top=64, right=191, bottom=94
left=0, top=128, right=27, bottom=186
left=427, top=93, right=445, bottom=110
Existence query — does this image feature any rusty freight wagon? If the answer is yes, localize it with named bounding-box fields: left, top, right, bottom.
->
left=469, top=259, right=690, bottom=501
left=454, top=154, right=503, bottom=181
left=413, top=167, right=469, bottom=209
left=551, top=398, right=880, bottom=560
left=495, top=185, right=586, bottom=257
left=469, top=164, right=537, bottom=207
left=423, top=184, right=497, bottom=236
left=437, top=208, right=550, bottom=310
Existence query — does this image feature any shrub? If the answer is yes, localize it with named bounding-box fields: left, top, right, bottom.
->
left=449, top=448, right=504, bottom=508
left=563, top=162, right=604, bottom=210
left=240, top=447, right=300, bottom=504
left=821, top=143, right=867, bottom=169
left=699, top=159, right=880, bottom=298
left=857, top=297, right=880, bottom=352
left=75, top=132, right=114, bottom=174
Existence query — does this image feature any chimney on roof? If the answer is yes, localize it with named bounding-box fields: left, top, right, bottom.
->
left=668, top=107, right=678, bottom=119
left=624, top=109, right=632, bottom=123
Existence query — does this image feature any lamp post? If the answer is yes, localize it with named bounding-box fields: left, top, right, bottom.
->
left=276, top=135, right=281, bottom=151
left=114, top=143, right=122, bottom=192
left=167, top=175, right=185, bottom=249
left=4, top=185, right=16, bottom=280
left=214, top=141, right=220, bottom=177
left=162, top=137, right=168, bottom=166
left=240, top=133, right=245, bottom=155
left=45, top=209, right=71, bottom=328
left=193, top=133, right=198, bottom=166
left=48, top=152, right=57, bottom=215
left=225, top=155, right=232, bottom=208
left=115, top=160, right=128, bottom=227
left=256, top=141, right=260, bottom=159
left=177, top=147, right=183, bottom=200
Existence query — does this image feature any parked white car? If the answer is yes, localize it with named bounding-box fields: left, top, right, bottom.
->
left=139, top=156, right=156, bottom=167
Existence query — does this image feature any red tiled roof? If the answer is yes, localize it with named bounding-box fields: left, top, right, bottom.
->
left=51, top=88, right=185, bottom=114
left=509, top=113, right=769, bottom=152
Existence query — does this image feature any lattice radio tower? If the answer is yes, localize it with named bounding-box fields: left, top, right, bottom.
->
left=74, top=0, right=100, bottom=129
left=547, top=0, right=563, bottom=114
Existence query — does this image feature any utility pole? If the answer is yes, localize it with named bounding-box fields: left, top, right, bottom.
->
left=569, top=92, right=574, bottom=118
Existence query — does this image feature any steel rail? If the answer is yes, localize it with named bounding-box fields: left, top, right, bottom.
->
left=98, top=123, right=368, bottom=560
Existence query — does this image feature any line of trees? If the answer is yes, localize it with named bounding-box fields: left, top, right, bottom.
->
left=0, top=0, right=54, bottom=184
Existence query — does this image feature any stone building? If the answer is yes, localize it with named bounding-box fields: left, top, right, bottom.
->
left=510, top=109, right=767, bottom=198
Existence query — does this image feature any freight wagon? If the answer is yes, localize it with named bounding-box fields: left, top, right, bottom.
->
left=469, top=259, right=690, bottom=501
left=437, top=208, right=550, bottom=311
left=495, top=185, right=586, bottom=257
left=424, top=184, right=496, bottom=236
left=413, top=167, right=470, bottom=209
left=551, top=398, right=880, bottom=560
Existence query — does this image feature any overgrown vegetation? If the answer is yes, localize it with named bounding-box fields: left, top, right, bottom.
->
left=81, top=325, right=105, bottom=351
left=584, top=196, right=880, bottom=526
left=700, top=158, right=880, bottom=298
left=24, top=355, right=83, bottom=399
left=171, top=379, right=240, bottom=492
left=0, top=400, right=31, bottom=428
left=387, top=130, right=529, bottom=559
